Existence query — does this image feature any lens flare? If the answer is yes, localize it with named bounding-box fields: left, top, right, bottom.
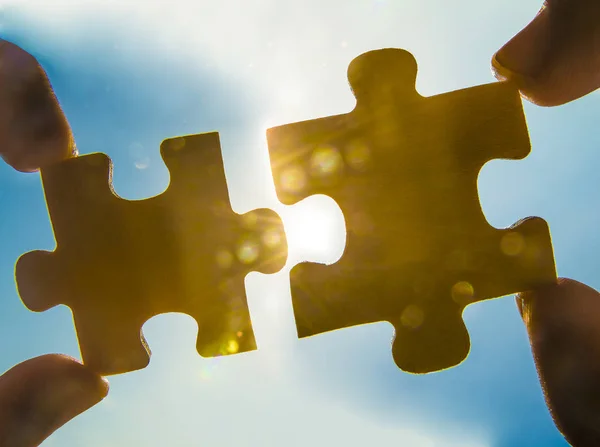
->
left=262, top=227, right=283, bottom=249
left=226, top=339, right=239, bottom=354
left=280, top=165, right=307, bottom=193
left=237, top=239, right=260, bottom=264
left=400, top=304, right=425, bottom=329
left=215, top=249, right=234, bottom=269
left=345, top=140, right=371, bottom=171
left=451, top=281, right=474, bottom=305
left=310, top=145, right=343, bottom=177
left=500, top=231, right=525, bottom=256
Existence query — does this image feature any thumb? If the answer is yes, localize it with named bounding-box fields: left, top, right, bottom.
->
left=492, top=0, right=600, bottom=106
left=0, top=354, right=109, bottom=446
left=518, top=278, right=600, bottom=446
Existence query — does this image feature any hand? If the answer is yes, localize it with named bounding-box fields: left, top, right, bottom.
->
left=0, top=355, right=108, bottom=447
left=492, top=0, right=600, bottom=106
left=493, top=1, right=600, bottom=445
left=0, top=40, right=107, bottom=446
left=517, top=280, right=600, bottom=447
left=0, top=39, right=76, bottom=172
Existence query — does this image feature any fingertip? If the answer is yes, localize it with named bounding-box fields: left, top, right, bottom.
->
left=516, top=278, right=600, bottom=348
left=0, top=39, right=76, bottom=172
left=517, top=278, right=600, bottom=446
left=35, top=353, right=110, bottom=402
left=492, top=1, right=600, bottom=106
left=0, top=354, right=109, bottom=446
left=517, top=278, right=599, bottom=323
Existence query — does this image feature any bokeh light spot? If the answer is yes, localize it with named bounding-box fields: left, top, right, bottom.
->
left=215, top=249, right=234, bottom=269
left=345, top=140, right=371, bottom=171
left=451, top=281, right=474, bottom=305
left=129, top=141, right=150, bottom=170
left=310, top=145, right=343, bottom=177
left=237, top=239, right=260, bottom=264
left=400, top=304, right=425, bottom=329
left=501, top=231, right=525, bottom=256
left=262, top=227, right=283, bottom=249
left=280, top=165, right=307, bottom=193
left=227, top=339, right=239, bottom=354
left=135, top=157, right=150, bottom=170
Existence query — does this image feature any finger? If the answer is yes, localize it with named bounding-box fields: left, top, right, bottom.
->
left=518, top=278, right=600, bottom=446
left=0, top=354, right=108, bottom=447
left=0, top=39, right=76, bottom=172
left=492, top=0, right=600, bottom=106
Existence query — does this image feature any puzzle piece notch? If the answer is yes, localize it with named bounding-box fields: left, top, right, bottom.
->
left=267, top=48, right=556, bottom=374
left=16, top=132, right=288, bottom=375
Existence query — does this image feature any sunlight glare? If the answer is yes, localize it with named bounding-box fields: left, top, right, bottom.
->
left=279, top=194, right=346, bottom=267
left=277, top=83, right=305, bottom=107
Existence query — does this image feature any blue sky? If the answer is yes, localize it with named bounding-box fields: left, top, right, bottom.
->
left=1, top=0, right=599, bottom=445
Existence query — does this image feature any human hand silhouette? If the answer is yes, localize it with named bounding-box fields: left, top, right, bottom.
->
left=493, top=0, right=600, bottom=107
left=0, top=40, right=107, bottom=447
left=493, top=1, right=600, bottom=445
left=0, top=355, right=108, bottom=447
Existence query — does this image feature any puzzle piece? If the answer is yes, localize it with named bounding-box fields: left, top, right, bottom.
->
left=16, top=132, right=288, bottom=375
left=267, top=48, right=556, bottom=374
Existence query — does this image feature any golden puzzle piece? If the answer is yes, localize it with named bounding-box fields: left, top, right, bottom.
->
left=16, top=133, right=288, bottom=375
left=267, top=48, right=556, bottom=374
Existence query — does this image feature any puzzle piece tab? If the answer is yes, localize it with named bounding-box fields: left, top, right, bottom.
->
left=16, top=132, right=288, bottom=375
left=267, top=48, right=556, bottom=374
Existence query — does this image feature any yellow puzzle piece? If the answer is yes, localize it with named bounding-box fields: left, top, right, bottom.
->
left=16, top=133, right=288, bottom=375
left=267, top=48, right=556, bottom=374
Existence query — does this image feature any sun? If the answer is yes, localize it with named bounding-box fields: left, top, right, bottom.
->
left=276, top=194, right=346, bottom=268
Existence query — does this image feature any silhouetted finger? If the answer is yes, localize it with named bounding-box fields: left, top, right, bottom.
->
left=518, top=278, right=600, bottom=446
left=0, top=39, right=76, bottom=172
left=0, top=354, right=108, bottom=446
left=492, top=0, right=600, bottom=106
